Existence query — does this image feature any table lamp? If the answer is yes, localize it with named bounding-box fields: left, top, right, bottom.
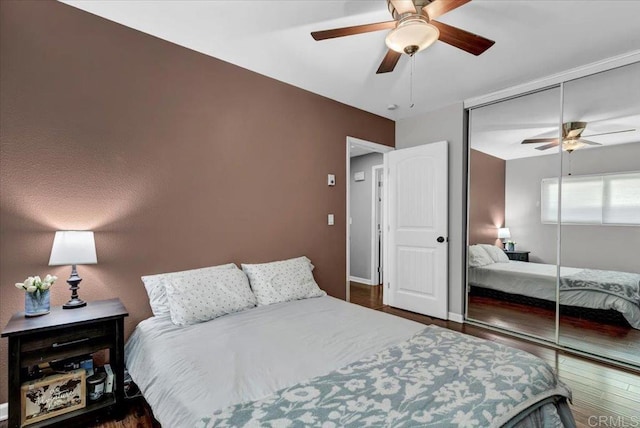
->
left=498, top=227, right=511, bottom=248
left=49, top=230, right=97, bottom=309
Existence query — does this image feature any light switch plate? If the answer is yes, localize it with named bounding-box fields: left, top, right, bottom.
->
left=328, top=214, right=334, bottom=225
left=354, top=171, right=365, bottom=182
left=328, top=174, right=336, bottom=186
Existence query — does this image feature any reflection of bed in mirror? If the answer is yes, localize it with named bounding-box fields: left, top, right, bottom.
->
left=468, top=255, right=640, bottom=330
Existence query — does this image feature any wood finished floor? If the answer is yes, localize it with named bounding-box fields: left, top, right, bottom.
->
left=350, top=282, right=640, bottom=427
left=4, top=286, right=638, bottom=428
left=468, top=294, right=640, bottom=366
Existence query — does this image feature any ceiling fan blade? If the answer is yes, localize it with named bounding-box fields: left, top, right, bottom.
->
left=311, top=21, right=396, bottom=41
left=521, top=138, right=558, bottom=144
left=577, top=139, right=602, bottom=146
left=536, top=142, right=560, bottom=151
left=430, top=21, right=495, bottom=55
left=582, top=128, right=636, bottom=138
left=423, top=0, right=471, bottom=20
left=377, top=49, right=402, bottom=74
left=389, top=0, right=416, bottom=15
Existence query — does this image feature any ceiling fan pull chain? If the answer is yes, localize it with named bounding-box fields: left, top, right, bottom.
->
left=409, top=54, right=415, bottom=109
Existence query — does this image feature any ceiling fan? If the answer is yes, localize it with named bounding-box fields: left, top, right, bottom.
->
left=521, top=121, right=636, bottom=153
left=311, top=0, right=495, bottom=74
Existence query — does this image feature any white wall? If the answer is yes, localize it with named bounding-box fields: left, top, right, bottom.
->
left=505, top=141, right=640, bottom=272
left=396, top=102, right=466, bottom=316
left=349, top=153, right=383, bottom=281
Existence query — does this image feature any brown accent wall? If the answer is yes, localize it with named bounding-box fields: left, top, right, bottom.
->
left=0, top=0, right=394, bottom=401
left=469, top=149, right=505, bottom=245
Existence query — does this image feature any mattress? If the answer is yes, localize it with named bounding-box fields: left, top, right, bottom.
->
left=126, top=296, right=573, bottom=427
left=125, top=296, right=424, bottom=427
left=469, top=261, right=640, bottom=328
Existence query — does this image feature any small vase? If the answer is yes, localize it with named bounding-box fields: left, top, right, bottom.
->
left=507, top=243, right=515, bottom=251
left=25, top=289, right=50, bottom=317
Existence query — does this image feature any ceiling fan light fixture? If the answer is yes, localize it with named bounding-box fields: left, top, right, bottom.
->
left=562, top=140, right=586, bottom=153
left=385, top=17, right=439, bottom=55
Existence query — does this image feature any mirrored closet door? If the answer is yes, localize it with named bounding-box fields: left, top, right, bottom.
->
left=466, top=86, right=561, bottom=342
left=466, top=61, right=640, bottom=368
left=558, top=62, right=640, bottom=366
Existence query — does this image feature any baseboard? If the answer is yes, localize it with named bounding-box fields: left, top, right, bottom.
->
left=448, top=312, right=464, bottom=324
left=0, top=402, right=7, bottom=421
left=349, top=276, right=373, bottom=286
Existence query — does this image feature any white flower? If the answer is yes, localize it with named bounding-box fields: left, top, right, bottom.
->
left=492, top=365, right=525, bottom=378
left=344, top=379, right=366, bottom=392
left=451, top=410, right=479, bottom=428
left=282, top=386, right=320, bottom=403
left=16, top=274, right=57, bottom=294
left=346, top=396, right=373, bottom=413
left=373, top=377, right=401, bottom=395
left=328, top=411, right=341, bottom=420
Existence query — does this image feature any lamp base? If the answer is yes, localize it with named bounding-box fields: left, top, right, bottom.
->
left=63, top=265, right=86, bottom=309
left=63, top=298, right=87, bottom=309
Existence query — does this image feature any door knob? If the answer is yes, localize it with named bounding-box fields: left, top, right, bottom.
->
left=437, top=236, right=445, bottom=243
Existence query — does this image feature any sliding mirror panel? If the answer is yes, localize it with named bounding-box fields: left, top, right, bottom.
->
left=467, top=86, right=561, bottom=341
left=558, top=62, right=640, bottom=367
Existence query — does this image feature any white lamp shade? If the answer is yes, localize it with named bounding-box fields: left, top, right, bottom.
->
left=49, top=231, right=98, bottom=266
left=385, top=20, right=439, bottom=54
left=497, top=228, right=511, bottom=239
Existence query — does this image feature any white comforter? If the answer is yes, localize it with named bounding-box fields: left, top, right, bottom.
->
left=469, top=261, right=640, bottom=328
left=125, top=296, right=424, bottom=428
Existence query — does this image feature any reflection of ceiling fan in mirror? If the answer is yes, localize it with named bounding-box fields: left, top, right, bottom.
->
left=311, top=0, right=495, bottom=74
left=521, top=121, right=636, bottom=153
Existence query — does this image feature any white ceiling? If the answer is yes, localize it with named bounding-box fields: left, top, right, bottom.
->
left=60, top=0, right=640, bottom=121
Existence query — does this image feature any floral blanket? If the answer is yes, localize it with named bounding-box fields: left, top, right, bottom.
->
left=198, top=325, right=572, bottom=428
left=560, top=269, right=640, bottom=305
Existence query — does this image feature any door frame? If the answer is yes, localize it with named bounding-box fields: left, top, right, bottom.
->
left=371, top=165, right=384, bottom=286
left=346, top=136, right=394, bottom=302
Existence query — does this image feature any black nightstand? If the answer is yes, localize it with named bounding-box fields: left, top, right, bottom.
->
left=504, top=250, right=530, bottom=262
left=1, top=298, right=128, bottom=427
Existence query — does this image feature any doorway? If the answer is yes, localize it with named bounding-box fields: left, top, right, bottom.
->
left=346, top=137, right=393, bottom=302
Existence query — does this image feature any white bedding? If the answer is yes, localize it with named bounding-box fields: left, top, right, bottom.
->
left=469, top=261, right=640, bottom=328
left=125, top=296, right=424, bottom=427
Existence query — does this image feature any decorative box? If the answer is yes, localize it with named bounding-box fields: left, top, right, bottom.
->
left=21, top=369, right=86, bottom=426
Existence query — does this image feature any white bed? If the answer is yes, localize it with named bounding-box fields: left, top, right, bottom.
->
left=126, top=295, right=574, bottom=427
left=469, top=261, right=640, bottom=329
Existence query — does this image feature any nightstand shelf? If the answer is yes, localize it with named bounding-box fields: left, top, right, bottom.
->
left=2, top=298, right=128, bottom=428
left=504, top=250, right=530, bottom=262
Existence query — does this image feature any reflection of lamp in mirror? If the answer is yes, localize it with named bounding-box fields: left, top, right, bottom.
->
left=498, top=228, right=511, bottom=248
left=49, top=231, right=97, bottom=309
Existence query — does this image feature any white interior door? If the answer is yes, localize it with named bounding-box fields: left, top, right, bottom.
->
left=385, top=141, right=448, bottom=319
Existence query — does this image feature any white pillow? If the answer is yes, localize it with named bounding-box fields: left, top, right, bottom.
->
left=164, top=268, right=257, bottom=326
left=468, top=245, right=495, bottom=267
left=479, top=244, right=511, bottom=263
left=141, top=263, right=237, bottom=316
left=242, top=256, right=326, bottom=306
